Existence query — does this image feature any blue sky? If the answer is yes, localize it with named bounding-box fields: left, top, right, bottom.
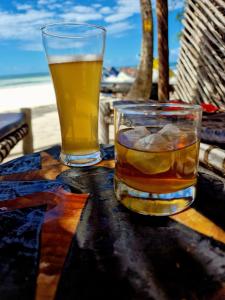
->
left=0, top=0, right=184, bottom=76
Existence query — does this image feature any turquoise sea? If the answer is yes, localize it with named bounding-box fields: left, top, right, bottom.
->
left=0, top=72, right=51, bottom=88
left=0, top=62, right=177, bottom=89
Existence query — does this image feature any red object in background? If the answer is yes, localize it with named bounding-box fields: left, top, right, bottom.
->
left=169, top=100, right=185, bottom=104
left=170, top=100, right=219, bottom=114
left=167, top=100, right=188, bottom=111
left=201, top=103, right=219, bottom=113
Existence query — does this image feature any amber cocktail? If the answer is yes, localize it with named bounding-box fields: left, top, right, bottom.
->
left=114, top=104, right=202, bottom=216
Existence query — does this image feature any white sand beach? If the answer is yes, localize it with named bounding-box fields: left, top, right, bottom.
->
left=0, top=82, right=56, bottom=112
left=0, top=82, right=61, bottom=161
left=0, top=82, right=115, bottom=162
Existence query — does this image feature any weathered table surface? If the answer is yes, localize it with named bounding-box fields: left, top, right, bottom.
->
left=0, top=145, right=225, bottom=300
left=0, top=112, right=25, bottom=140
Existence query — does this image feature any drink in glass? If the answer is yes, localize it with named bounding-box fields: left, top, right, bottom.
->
left=42, top=23, right=106, bottom=166
left=114, top=104, right=202, bottom=216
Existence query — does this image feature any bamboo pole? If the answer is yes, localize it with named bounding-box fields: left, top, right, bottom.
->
left=156, top=0, right=169, bottom=101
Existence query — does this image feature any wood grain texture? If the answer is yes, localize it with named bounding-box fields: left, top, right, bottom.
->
left=156, top=0, right=169, bottom=101
left=21, top=108, right=33, bottom=154
left=126, top=0, right=153, bottom=100
left=35, top=189, right=88, bottom=300
left=96, top=159, right=115, bottom=168
left=171, top=208, right=225, bottom=244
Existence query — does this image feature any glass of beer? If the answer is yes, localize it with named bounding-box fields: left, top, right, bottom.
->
left=41, top=23, right=106, bottom=166
left=114, top=103, right=202, bottom=216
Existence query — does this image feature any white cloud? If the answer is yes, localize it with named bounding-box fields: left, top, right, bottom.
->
left=21, top=37, right=86, bottom=52
left=92, top=4, right=102, bottom=8
left=63, top=1, right=74, bottom=6
left=21, top=41, right=43, bottom=51
left=63, top=5, right=104, bottom=21
left=0, top=4, right=104, bottom=42
left=169, top=0, right=184, bottom=10
left=73, top=6, right=97, bottom=14
left=38, top=0, right=57, bottom=6
left=106, top=21, right=134, bottom=35
left=104, top=0, right=140, bottom=23
left=0, top=10, right=54, bottom=40
left=48, top=3, right=64, bottom=10
left=62, top=7, right=102, bottom=22
left=37, top=0, right=64, bottom=10
left=99, top=7, right=113, bottom=15
left=170, top=47, right=180, bottom=60
left=0, top=1, right=140, bottom=51
left=15, top=4, right=33, bottom=11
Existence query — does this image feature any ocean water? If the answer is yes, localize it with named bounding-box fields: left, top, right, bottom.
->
left=0, top=62, right=177, bottom=89
left=0, top=72, right=51, bottom=88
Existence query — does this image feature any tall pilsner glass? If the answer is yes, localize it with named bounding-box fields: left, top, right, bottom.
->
left=42, top=23, right=106, bottom=166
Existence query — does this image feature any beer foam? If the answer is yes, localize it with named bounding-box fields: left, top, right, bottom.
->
left=48, top=54, right=102, bottom=64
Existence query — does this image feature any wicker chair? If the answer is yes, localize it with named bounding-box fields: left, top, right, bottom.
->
left=0, top=108, right=33, bottom=163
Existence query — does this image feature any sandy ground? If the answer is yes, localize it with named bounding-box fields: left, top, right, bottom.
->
left=0, top=83, right=55, bottom=112
left=0, top=83, right=114, bottom=162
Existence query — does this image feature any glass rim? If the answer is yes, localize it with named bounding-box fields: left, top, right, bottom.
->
left=41, top=22, right=106, bottom=39
left=114, top=103, right=202, bottom=116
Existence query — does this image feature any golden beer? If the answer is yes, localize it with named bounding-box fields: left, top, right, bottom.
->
left=49, top=55, right=102, bottom=155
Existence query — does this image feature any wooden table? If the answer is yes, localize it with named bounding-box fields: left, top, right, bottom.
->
left=0, top=145, right=225, bottom=300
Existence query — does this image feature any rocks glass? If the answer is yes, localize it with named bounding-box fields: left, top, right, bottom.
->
left=114, top=103, right=202, bottom=216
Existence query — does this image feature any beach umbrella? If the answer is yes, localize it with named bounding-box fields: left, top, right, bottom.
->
left=156, top=0, right=169, bottom=101
left=126, top=0, right=153, bottom=100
